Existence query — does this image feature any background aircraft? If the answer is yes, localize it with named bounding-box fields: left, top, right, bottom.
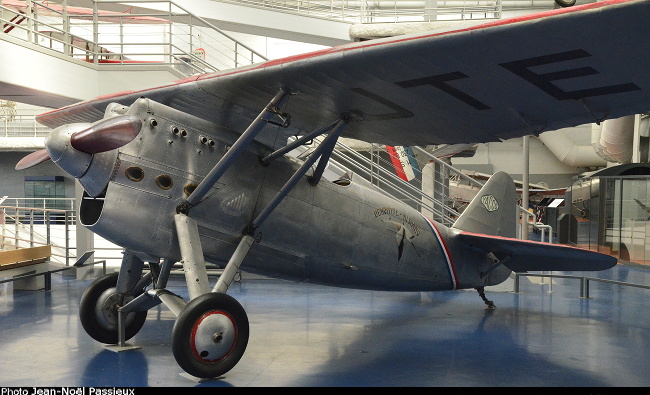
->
left=14, top=0, right=648, bottom=380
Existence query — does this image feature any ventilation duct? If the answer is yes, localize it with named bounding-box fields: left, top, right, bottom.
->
left=593, top=115, right=635, bottom=164
left=537, top=128, right=606, bottom=168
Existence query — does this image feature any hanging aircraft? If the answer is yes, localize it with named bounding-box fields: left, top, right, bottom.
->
left=14, top=0, right=650, bottom=379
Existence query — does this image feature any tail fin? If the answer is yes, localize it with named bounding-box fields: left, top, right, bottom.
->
left=452, top=171, right=516, bottom=238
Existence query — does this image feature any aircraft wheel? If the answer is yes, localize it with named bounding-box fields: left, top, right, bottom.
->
left=172, top=292, right=249, bottom=379
left=79, top=272, right=148, bottom=344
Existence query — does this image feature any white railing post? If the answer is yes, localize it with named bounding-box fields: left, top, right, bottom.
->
left=14, top=207, right=19, bottom=249
left=1, top=209, right=5, bottom=250
left=120, top=16, right=125, bottom=63
left=45, top=210, right=50, bottom=245
left=92, top=0, right=98, bottom=64
left=62, top=0, right=70, bottom=56
left=25, top=0, right=34, bottom=44
left=65, top=210, right=70, bottom=266
left=29, top=209, right=34, bottom=247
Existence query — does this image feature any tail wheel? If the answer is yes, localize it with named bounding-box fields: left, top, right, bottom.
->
left=79, top=272, right=148, bottom=344
left=172, top=292, right=249, bottom=379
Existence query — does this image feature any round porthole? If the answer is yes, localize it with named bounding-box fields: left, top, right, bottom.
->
left=155, top=174, right=173, bottom=190
left=125, top=167, right=144, bottom=182
left=184, top=183, right=198, bottom=196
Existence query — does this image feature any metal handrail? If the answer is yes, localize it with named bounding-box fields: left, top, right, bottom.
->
left=0, top=0, right=268, bottom=77
left=211, top=0, right=503, bottom=23
left=0, top=259, right=107, bottom=291
left=0, top=112, right=51, bottom=137
left=97, top=0, right=268, bottom=62
left=513, top=272, right=650, bottom=298
left=0, top=198, right=75, bottom=210
left=331, top=140, right=460, bottom=225
left=518, top=206, right=553, bottom=243
left=93, top=0, right=268, bottom=68
left=1, top=205, right=76, bottom=266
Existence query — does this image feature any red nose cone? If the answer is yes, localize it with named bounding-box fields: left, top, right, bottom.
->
left=15, top=149, right=52, bottom=170
left=70, top=115, right=142, bottom=154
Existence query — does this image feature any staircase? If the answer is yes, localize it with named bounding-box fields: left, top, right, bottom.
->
left=1, top=0, right=268, bottom=77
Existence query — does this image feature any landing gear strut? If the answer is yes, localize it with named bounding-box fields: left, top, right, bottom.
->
left=476, top=287, right=496, bottom=309
left=169, top=90, right=350, bottom=379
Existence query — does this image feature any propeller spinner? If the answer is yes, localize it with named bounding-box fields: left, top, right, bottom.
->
left=70, top=114, right=142, bottom=155
left=15, top=114, right=142, bottom=171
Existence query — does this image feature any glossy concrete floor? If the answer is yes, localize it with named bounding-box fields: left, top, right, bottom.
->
left=0, top=262, right=648, bottom=387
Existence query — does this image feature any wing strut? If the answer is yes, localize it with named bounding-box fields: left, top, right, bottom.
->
left=173, top=89, right=291, bottom=301
left=173, top=89, right=349, bottom=298
left=260, top=118, right=342, bottom=165
left=250, top=116, right=349, bottom=231
left=212, top=116, right=349, bottom=294
left=179, top=88, right=292, bottom=212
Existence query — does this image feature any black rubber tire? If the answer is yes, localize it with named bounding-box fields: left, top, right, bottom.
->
left=79, top=272, right=148, bottom=344
left=172, top=292, right=249, bottom=379
left=554, top=0, right=576, bottom=7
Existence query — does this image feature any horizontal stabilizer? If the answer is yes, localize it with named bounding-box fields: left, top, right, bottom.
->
left=457, top=232, right=617, bottom=272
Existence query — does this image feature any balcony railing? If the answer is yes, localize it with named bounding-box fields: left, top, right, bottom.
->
left=213, top=0, right=504, bottom=23
left=1, top=0, right=268, bottom=76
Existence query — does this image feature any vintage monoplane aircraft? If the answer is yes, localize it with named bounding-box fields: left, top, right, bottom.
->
left=14, top=0, right=650, bottom=379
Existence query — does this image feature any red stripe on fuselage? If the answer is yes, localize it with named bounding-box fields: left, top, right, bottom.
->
left=419, top=214, right=459, bottom=290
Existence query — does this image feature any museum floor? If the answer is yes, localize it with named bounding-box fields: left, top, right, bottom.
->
left=0, top=262, right=648, bottom=388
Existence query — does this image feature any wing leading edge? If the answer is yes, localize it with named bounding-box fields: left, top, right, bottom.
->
left=36, top=0, right=650, bottom=149
left=457, top=231, right=618, bottom=272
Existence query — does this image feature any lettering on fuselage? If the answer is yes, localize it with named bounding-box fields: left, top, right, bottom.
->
left=374, top=207, right=421, bottom=237
left=374, top=207, right=422, bottom=261
left=353, top=48, right=640, bottom=115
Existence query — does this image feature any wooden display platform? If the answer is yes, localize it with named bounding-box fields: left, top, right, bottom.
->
left=0, top=245, right=52, bottom=290
left=0, top=245, right=51, bottom=268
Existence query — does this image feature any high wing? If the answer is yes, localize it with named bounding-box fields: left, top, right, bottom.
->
left=457, top=231, right=617, bottom=271
left=36, top=0, right=650, bottom=149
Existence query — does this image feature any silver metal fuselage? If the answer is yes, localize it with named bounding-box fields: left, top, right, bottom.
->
left=75, top=99, right=507, bottom=292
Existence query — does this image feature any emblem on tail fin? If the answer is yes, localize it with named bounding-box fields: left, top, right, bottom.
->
left=481, top=195, right=499, bottom=212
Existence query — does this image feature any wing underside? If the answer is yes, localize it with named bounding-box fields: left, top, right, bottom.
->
left=36, top=0, right=650, bottom=149
left=458, top=231, right=618, bottom=272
